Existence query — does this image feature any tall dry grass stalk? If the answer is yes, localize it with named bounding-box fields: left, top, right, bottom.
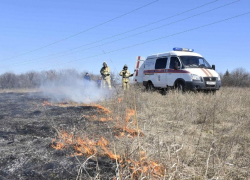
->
left=0, top=88, right=40, bottom=93
left=103, top=87, right=250, bottom=179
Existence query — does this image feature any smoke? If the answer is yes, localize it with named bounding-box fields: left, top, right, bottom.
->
left=39, top=71, right=111, bottom=103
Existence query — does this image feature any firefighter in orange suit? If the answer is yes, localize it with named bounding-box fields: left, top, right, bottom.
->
left=100, top=62, right=112, bottom=90
left=119, top=64, right=133, bottom=90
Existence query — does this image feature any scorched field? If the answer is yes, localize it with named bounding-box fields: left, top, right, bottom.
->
left=0, top=87, right=250, bottom=180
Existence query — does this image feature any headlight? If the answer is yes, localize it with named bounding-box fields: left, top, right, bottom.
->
left=191, top=74, right=201, bottom=81
left=217, top=75, right=221, bottom=81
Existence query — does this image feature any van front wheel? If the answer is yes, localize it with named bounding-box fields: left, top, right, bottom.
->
left=176, top=81, right=186, bottom=92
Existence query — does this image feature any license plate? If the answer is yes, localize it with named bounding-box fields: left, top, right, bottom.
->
left=206, top=81, right=216, bottom=85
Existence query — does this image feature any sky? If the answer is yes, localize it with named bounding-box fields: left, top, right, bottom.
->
left=0, top=0, right=250, bottom=75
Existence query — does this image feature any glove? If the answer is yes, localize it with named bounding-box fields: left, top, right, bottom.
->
left=130, top=73, right=134, bottom=77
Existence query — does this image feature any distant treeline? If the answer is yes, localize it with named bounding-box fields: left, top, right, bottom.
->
left=221, top=68, right=250, bottom=87
left=0, top=69, right=118, bottom=89
left=0, top=68, right=249, bottom=89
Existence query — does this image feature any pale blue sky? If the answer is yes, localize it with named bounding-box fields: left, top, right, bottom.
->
left=1, top=0, right=250, bottom=75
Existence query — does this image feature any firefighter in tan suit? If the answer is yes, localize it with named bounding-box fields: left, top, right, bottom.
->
left=119, top=64, right=134, bottom=90
left=100, top=62, right=112, bottom=90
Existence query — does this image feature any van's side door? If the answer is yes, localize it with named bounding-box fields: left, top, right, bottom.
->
left=166, top=56, right=182, bottom=86
left=154, top=57, right=168, bottom=87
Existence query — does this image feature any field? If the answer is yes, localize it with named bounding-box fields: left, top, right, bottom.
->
left=0, top=87, right=249, bottom=179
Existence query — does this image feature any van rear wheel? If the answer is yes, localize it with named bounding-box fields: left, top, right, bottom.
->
left=146, top=81, right=155, bottom=92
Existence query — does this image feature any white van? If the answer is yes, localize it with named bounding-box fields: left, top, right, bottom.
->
left=134, top=47, right=221, bottom=92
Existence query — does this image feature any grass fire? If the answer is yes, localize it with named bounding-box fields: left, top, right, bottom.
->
left=0, top=87, right=250, bottom=179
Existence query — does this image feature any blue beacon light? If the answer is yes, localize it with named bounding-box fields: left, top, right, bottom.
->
left=173, top=47, right=194, bottom=52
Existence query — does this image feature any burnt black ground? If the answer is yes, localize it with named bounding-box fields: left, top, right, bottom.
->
left=0, top=92, right=116, bottom=180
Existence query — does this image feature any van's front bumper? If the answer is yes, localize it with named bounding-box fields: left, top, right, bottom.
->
left=185, top=80, right=221, bottom=91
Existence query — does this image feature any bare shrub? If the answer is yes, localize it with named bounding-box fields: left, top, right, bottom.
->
left=0, top=72, right=17, bottom=89
left=222, top=68, right=250, bottom=87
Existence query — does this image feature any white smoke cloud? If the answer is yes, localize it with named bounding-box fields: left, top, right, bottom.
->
left=39, top=71, right=111, bottom=103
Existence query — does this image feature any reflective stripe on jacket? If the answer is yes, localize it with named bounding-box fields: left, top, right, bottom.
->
left=100, top=66, right=111, bottom=80
left=119, top=70, right=130, bottom=82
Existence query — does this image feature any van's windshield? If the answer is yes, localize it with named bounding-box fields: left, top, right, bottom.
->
left=178, top=56, right=211, bottom=69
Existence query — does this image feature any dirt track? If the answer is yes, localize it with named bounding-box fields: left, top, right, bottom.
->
left=0, top=92, right=116, bottom=180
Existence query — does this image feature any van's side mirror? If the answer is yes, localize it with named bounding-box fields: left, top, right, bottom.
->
left=212, top=65, right=215, bottom=70
left=174, top=61, right=179, bottom=70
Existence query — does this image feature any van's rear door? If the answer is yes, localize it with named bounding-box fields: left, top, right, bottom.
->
left=133, top=56, right=145, bottom=83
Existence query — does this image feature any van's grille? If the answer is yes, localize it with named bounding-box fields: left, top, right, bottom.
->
left=203, top=77, right=216, bottom=87
left=203, top=77, right=216, bottom=81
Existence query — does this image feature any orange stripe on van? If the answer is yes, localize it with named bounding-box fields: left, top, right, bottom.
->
left=201, top=68, right=209, bottom=77
left=205, top=69, right=213, bottom=77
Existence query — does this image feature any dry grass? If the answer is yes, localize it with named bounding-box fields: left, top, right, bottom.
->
left=0, top=88, right=40, bottom=93
left=49, top=86, right=250, bottom=179
left=1, top=86, right=248, bottom=179
left=99, top=87, right=250, bottom=179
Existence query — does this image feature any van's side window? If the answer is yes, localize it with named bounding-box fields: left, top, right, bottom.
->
left=155, top=58, right=168, bottom=69
left=169, top=57, right=180, bottom=69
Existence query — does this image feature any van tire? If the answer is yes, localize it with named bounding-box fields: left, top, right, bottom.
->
left=146, top=81, right=155, bottom=92
left=161, top=88, right=167, bottom=95
left=205, top=90, right=216, bottom=95
left=176, top=81, right=186, bottom=92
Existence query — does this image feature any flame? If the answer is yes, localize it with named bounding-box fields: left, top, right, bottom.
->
left=50, top=101, right=166, bottom=178
left=51, top=130, right=164, bottom=178
left=123, top=109, right=135, bottom=130
left=42, top=100, right=53, bottom=106
left=51, top=138, right=65, bottom=150
left=113, top=126, right=145, bottom=138
left=113, top=109, right=145, bottom=138
left=118, top=98, right=123, bottom=103
left=51, top=131, right=119, bottom=160
left=59, top=131, right=73, bottom=144
left=42, top=100, right=111, bottom=115
left=100, top=117, right=112, bottom=121
left=89, top=104, right=111, bottom=114
left=125, top=109, right=135, bottom=124
left=127, top=159, right=165, bottom=178
left=98, top=137, right=120, bottom=159
left=74, top=137, right=97, bottom=155
left=98, top=137, right=108, bottom=146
